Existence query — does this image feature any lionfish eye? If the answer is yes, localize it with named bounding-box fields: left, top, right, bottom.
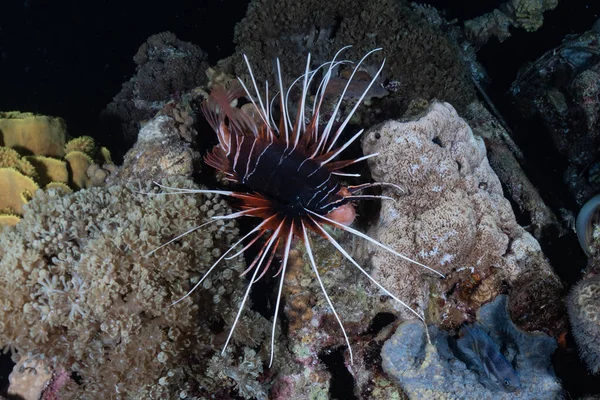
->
left=504, top=379, right=510, bottom=386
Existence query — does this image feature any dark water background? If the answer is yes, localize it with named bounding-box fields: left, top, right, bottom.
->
left=0, top=0, right=598, bottom=146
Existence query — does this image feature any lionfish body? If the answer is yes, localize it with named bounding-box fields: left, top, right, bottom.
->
left=202, top=62, right=363, bottom=237
left=206, top=120, right=346, bottom=222
left=153, top=47, right=444, bottom=366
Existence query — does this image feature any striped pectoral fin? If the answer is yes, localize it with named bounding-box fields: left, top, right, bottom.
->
left=203, top=82, right=259, bottom=137
left=204, top=148, right=240, bottom=182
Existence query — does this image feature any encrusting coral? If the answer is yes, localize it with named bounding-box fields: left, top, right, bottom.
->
left=102, top=31, right=209, bottom=147
left=0, top=112, right=112, bottom=226
left=360, top=101, right=564, bottom=334
left=381, top=295, right=563, bottom=399
left=0, top=177, right=273, bottom=399
left=464, top=0, right=558, bottom=46
left=568, top=274, right=600, bottom=374
left=219, top=0, right=475, bottom=121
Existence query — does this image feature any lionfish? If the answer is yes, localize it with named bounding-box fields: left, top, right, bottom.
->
left=148, top=47, right=444, bottom=366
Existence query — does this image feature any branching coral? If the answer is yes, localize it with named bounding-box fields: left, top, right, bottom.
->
left=0, top=177, right=273, bottom=399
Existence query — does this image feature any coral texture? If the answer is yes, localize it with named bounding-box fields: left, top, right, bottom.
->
left=7, top=355, right=53, bottom=400
left=102, top=31, right=209, bottom=146
left=0, top=112, right=112, bottom=225
left=109, top=107, right=202, bottom=184
left=381, top=295, right=563, bottom=399
left=464, top=101, right=561, bottom=240
left=266, top=102, right=566, bottom=396
left=271, top=228, right=409, bottom=398
left=0, top=178, right=272, bottom=399
left=220, top=0, right=474, bottom=121
left=0, top=111, right=66, bottom=157
left=361, top=102, right=564, bottom=334
left=568, top=275, right=600, bottom=374
left=465, top=0, right=558, bottom=46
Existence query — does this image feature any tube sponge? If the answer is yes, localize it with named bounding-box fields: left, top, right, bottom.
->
left=0, top=177, right=271, bottom=398
left=568, top=275, right=600, bottom=374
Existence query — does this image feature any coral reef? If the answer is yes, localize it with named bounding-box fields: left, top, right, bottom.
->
left=265, top=101, right=566, bottom=397
left=465, top=0, right=559, bottom=46
left=381, top=295, right=563, bottom=399
left=7, top=355, right=53, bottom=400
left=361, top=101, right=565, bottom=334
left=0, top=112, right=112, bottom=226
left=0, top=111, right=66, bottom=157
left=219, top=0, right=475, bottom=123
left=568, top=274, right=600, bottom=374
left=0, top=165, right=39, bottom=217
left=102, top=31, right=210, bottom=147
left=266, top=230, right=412, bottom=399
left=0, top=177, right=273, bottom=399
left=511, top=21, right=600, bottom=206
left=109, top=98, right=203, bottom=183
left=464, top=101, right=561, bottom=240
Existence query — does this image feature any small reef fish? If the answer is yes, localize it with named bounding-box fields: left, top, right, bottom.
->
left=456, top=325, right=521, bottom=393
left=322, top=68, right=390, bottom=100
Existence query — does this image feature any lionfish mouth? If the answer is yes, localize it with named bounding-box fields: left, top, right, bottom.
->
left=145, top=46, right=444, bottom=367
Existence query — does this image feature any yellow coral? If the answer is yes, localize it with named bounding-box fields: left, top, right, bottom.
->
left=97, top=146, right=112, bottom=164
left=0, top=147, right=38, bottom=178
left=65, top=151, right=94, bottom=190
left=0, top=112, right=115, bottom=226
left=0, top=112, right=66, bottom=157
left=0, top=214, right=20, bottom=226
left=64, top=136, right=96, bottom=156
left=0, top=168, right=39, bottom=215
left=25, top=155, right=69, bottom=187
left=45, top=181, right=72, bottom=193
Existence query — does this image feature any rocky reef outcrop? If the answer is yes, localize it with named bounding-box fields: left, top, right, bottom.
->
left=361, top=102, right=565, bottom=336
left=102, top=31, right=210, bottom=151
left=511, top=21, right=600, bottom=207
left=218, top=0, right=475, bottom=124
